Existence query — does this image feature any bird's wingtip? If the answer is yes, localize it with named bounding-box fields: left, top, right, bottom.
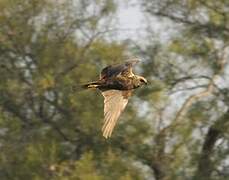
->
left=102, top=133, right=110, bottom=139
left=102, top=127, right=112, bottom=139
left=103, top=135, right=109, bottom=139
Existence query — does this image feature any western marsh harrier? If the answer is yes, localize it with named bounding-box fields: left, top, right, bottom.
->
left=83, top=59, right=147, bottom=138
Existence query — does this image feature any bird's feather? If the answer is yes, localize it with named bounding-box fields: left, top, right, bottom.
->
left=100, top=59, right=139, bottom=80
left=101, top=90, right=131, bottom=138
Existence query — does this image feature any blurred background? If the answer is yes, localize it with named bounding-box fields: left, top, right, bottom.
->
left=0, top=0, right=229, bottom=179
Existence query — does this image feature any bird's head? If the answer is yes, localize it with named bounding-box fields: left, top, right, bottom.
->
left=134, top=75, right=148, bottom=88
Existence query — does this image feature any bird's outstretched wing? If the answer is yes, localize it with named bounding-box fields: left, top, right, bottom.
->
left=101, top=90, right=132, bottom=138
left=100, top=59, right=139, bottom=80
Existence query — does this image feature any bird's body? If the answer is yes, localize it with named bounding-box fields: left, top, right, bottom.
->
left=83, top=59, right=147, bottom=138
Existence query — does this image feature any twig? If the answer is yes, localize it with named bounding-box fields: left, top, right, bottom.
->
left=174, top=45, right=228, bottom=123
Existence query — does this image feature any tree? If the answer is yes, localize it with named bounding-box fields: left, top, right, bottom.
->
left=0, top=0, right=152, bottom=179
left=1, top=0, right=228, bottom=180
left=137, top=0, right=229, bottom=179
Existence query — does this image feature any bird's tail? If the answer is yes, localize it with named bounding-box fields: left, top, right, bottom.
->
left=81, top=81, right=101, bottom=89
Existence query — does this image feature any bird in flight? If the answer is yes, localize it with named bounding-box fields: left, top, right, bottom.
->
left=82, top=59, right=147, bottom=138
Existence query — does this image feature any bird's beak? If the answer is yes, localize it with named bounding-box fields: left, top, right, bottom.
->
left=143, top=78, right=148, bottom=85
left=139, top=76, right=148, bottom=85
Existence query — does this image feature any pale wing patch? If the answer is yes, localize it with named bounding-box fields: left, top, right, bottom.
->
left=127, top=67, right=135, bottom=77
left=121, top=66, right=135, bottom=78
left=101, top=90, right=130, bottom=138
left=123, top=59, right=139, bottom=77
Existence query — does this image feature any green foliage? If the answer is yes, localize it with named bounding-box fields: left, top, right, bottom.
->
left=0, top=0, right=153, bottom=180
left=56, top=152, right=104, bottom=180
left=141, top=0, right=229, bottom=179
left=55, top=151, right=143, bottom=180
left=1, top=0, right=229, bottom=180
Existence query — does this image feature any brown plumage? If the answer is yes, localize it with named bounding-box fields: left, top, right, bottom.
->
left=82, top=59, right=147, bottom=138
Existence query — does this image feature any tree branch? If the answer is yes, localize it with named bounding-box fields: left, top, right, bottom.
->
left=193, top=110, right=229, bottom=179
